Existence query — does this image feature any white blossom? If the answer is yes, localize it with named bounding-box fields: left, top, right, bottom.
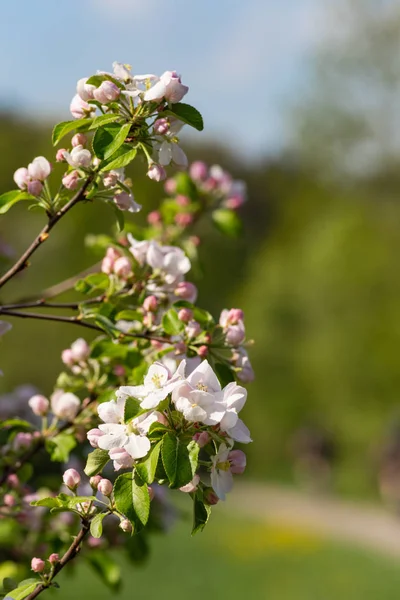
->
left=172, top=360, right=221, bottom=424
left=63, top=145, right=92, bottom=168
left=210, top=443, right=234, bottom=500
left=116, top=362, right=185, bottom=410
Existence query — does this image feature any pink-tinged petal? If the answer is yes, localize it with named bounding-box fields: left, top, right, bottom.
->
left=171, top=144, right=188, bottom=168
left=124, top=434, right=151, bottom=459
left=187, top=360, right=221, bottom=392
left=144, top=80, right=167, bottom=102
left=116, top=385, right=146, bottom=400
left=219, top=410, right=239, bottom=431
left=98, top=400, right=122, bottom=424
left=222, top=382, right=247, bottom=413
left=211, top=469, right=233, bottom=501
left=140, top=389, right=168, bottom=409
left=159, top=141, right=172, bottom=166
left=226, top=419, right=252, bottom=444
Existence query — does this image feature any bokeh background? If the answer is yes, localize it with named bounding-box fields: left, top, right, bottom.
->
left=3, top=0, right=400, bottom=597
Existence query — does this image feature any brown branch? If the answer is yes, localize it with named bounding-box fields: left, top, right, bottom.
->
left=25, top=523, right=90, bottom=600
left=0, top=308, right=171, bottom=343
left=0, top=177, right=93, bottom=290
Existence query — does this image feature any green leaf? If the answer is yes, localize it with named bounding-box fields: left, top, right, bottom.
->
left=115, top=309, right=142, bottom=321
left=0, top=191, right=36, bottom=215
left=86, top=74, right=124, bottom=89
left=174, top=172, right=198, bottom=198
left=75, top=272, right=110, bottom=294
left=46, top=433, right=76, bottom=462
left=89, top=114, right=121, bottom=130
left=52, top=119, right=92, bottom=145
left=162, top=309, right=184, bottom=336
left=100, top=147, right=137, bottom=172
left=30, top=497, right=61, bottom=509
left=114, top=472, right=150, bottom=531
left=92, top=123, right=131, bottom=160
left=212, top=209, right=243, bottom=237
left=214, top=362, right=235, bottom=387
left=57, top=494, right=97, bottom=507
left=163, top=103, right=204, bottom=131
left=1, top=419, right=33, bottom=431
left=5, top=582, right=38, bottom=599
left=124, top=397, right=142, bottom=422
left=90, top=513, right=106, bottom=538
left=84, top=449, right=110, bottom=477
left=136, top=440, right=162, bottom=484
left=192, top=496, right=211, bottom=535
left=93, top=314, right=119, bottom=337
left=85, top=550, right=121, bottom=591
left=161, top=433, right=194, bottom=488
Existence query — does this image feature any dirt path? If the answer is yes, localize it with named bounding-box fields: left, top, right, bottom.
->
left=224, top=483, right=400, bottom=558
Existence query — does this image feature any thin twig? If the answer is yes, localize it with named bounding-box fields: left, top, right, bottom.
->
left=25, top=523, right=90, bottom=600
left=0, top=178, right=93, bottom=290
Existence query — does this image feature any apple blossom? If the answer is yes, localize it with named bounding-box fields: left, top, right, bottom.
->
left=27, top=156, right=51, bottom=181
left=172, top=360, right=222, bottom=424
left=49, top=553, right=60, bottom=565
left=179, top=474, right=200, bottom=493
left=76, top=77, right=95, bottom=101
left=71, top=133, right=87, bottom=147
left=70, top=338, right=90, bottom=361
left=27, top=180, right=43, bottom=197
left=56, top=148, right=67, bottom=162
left=63, top=145, right=92, bottom=168
left=97, top=478, right=113, bottom=496
left=113, top=191, right=142, bottom=213
left=178, top=308, right=192, bottom=323
left=51, top=391, right=80, bottom=421
left=13, top=167, right=30, bottom=190
left=114, top=256, right=132, bottom=278
left=158, top=141, right=188, bottom=169
left=31, top=557, right=45, bottom=573
left=144, top=70, right=188, bottom=104
left=103, top=168, right=124, bottom=188
left=153, top=118, right=169, bottom=135
left=87, top=428, right=104, bottom=448
left=93, top=80, right=120, bottom=104
left=143, top=295, right=158, bottom=312
left=109, top=447, right=134, bottom=471
left=70, top=93, right=95, bottom=119
left=190, top=161, right=208, bottom=182
left=28, top=394, right=49, bottom=416
left=62, top=170, right=79, bottom=190
left=63, top=468, right=81, bottom=490
left=117, top=362, right=185, bottom=410
left=174, top=281, right=198, bottom=302
left=210, top=444, right=234, bottom=501
left=228, top=449, right=247, bottom=474
left=147, top=163, right=167, bottom=182
left=185, top=320, right=201, bottom=338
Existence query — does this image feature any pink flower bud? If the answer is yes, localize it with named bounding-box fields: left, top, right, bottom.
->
left=143, top=295, right=158, bottom=312
left=13, top=167, right=29, bottom=190
left=147, top=163, right=167, bottom=182
left=87, top=428, right=104, bottom=448
left=175, top=213, right=193, bottom=227
left=189, top=161, right=208, bottom=182
left=204, top=488, right=219, bottom=506
left=101, top=256, right=113, bottom=274
left=113, top=192, right=141, bottom=213
left=225, top=325, right=245, bottom=346
left=151, top=340, right=163, bottom=350
left=61, top=348, right=74, bottom=367
left=56, top=148, right=67, bottom=162
left=224, top=196, right=244, bottom=210
left=77, top=78, right=96, bottom=101
left=27, top=180, right=43, bottom=197
left=63, top=468, right=81, bottom=490
left=71, top=133, right=87, bottom=147
left=28, top=394, right=49, bottom=416
left=113, top=364, right=126, bottom=377
left=51, top=392, right=80, bottom=420
left=193, top=431, right=210, bottom=447
left=164, top=178, right=177, bottom=195
left=4, top=494, right=15, bottom=507
left=119, top=519, right=132, bottom=533
left=48, top=553, right=59, bottom=565
left=70, top=338, right=90, bottom=362
left=28, top=156, right=51, bottom=181
left=174, top=281, right=198, bottom=303
left=113, top=256, right=132, bottom=278
left=65, top=145, right=92, bottom=168
left=103, top=170, right=120, bottom=188
left=228, top=450, right=246, bottom=474
left=228, top=308, right=244, bottom=324
left=90, top=475, right=102, bottom=490
left=7, top=474, right=19, bottom=489
left=176, top=195, right=190, bottom=206
left=198, top=345, right=208, bottom=358
left=147, top=210, right=162, bottom=226
left=31, top=558, right=45, bottom=573
left=70, top=93, right=92, bottom=119
left=13, top=432, right=32, bottom=451
left=185, top=320, right=201, bottom=339
left=179, top=474, right=200, bottom=493
left=98, top=478, right=113, bottom=496
left=153, top=118, right=169, bottom=135
left=106, top=247, right=121, bottom=261
left=62, top=170, right=79, bottom=190
left=178, top=308, right=193, bottom=323
left=93, top=81, right=120, bottom=104
left=109, top=448, right=134, bottom=470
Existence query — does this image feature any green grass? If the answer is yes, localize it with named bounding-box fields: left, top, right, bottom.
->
left=53, top=511, right=400, bottom=600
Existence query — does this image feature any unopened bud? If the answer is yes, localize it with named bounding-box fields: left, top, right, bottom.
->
left=143, top=295, right=158, bottom=312
left=27, top=180, right=43, bottom=197
left=62, top=170, right=79, bottom=190
left=98, top=478, right=113, bottom=496
left=89, top=475, right=102, bottom=490
left=7, top=474, right=19, bottom=489
left=28, top=394, right=49, bottom=417
left=87, top=428, right=104, bottom=448
left=193, top=431, right=210, bottom=447
left=56, top=148, right=67, bottom=162
left=198, top=345, right=208, bottom=358
left=147, top=210, right=162, bottom=225
left=113, top=256, right=132, bottom=278
left=147, top=163, right=167, bottom=182
left=93, top=81, right=120, bottom=104
left=48, top=553, right=60, bottom=565
left=228, top=450, right=247, bottom=474
left=119, top=518, right=132, bottom=533
left=178, top=308, right=193, bottom=323
left=190, top=161, right=208, bottom=182
left=62, top=468, right=81, bottom=490
left=71, top=133, right=87, bottom=147
left=31, top=557, right=45, bottom=573
left=174, top=281, right=198, bottom=303
left=4, top=494, right=15, bottom=507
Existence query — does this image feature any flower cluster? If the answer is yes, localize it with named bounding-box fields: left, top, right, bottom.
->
left=87, top=359, right=251, bottom=502
left=13, top=156, right=52, bottom=197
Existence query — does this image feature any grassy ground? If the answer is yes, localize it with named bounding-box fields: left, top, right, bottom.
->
left=53, top=511, right=400, bottom=600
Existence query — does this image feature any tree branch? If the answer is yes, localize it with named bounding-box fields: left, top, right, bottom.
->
left=25, top=523, right=90, bottom=600
left=0, top=177, right=93, bottom=290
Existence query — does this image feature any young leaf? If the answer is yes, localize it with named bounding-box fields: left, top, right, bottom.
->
left=162, top=103, right=204, bottom=131
left=135, top=440, right=162, bottom=484
left=100, top=147, right=137, bottom=172
left=89, top=114, right=121, bottom=130
left=113, top=472, right=150, bottom=531
left=0, top=191, right=36, bottom=215
left=212, top=209, right=243, bottom=237
left=162, top=309, right=184, bottom=336
left=161, top=433, right=194, bottom=488
left=192, top=496, right=211, bottom=535
left=92, top=123, right=131, bottom=160
left=124, top=397, right=142, bottom=422
left=52, top=118, right=92, bottom=145
left=30, top=497, right=61, bottom=509
left=90, top=512, right=106, bottom=539
left=5, top=582, right=39, bottom=599
left=46, top=433, right=76, bottom=462
left=74, top=272, right=109, bottom=294
left=84, top=449, right=110, bottom=477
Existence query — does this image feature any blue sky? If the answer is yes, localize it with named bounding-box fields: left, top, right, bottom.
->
left=0, top=0, right=323, bottom=158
